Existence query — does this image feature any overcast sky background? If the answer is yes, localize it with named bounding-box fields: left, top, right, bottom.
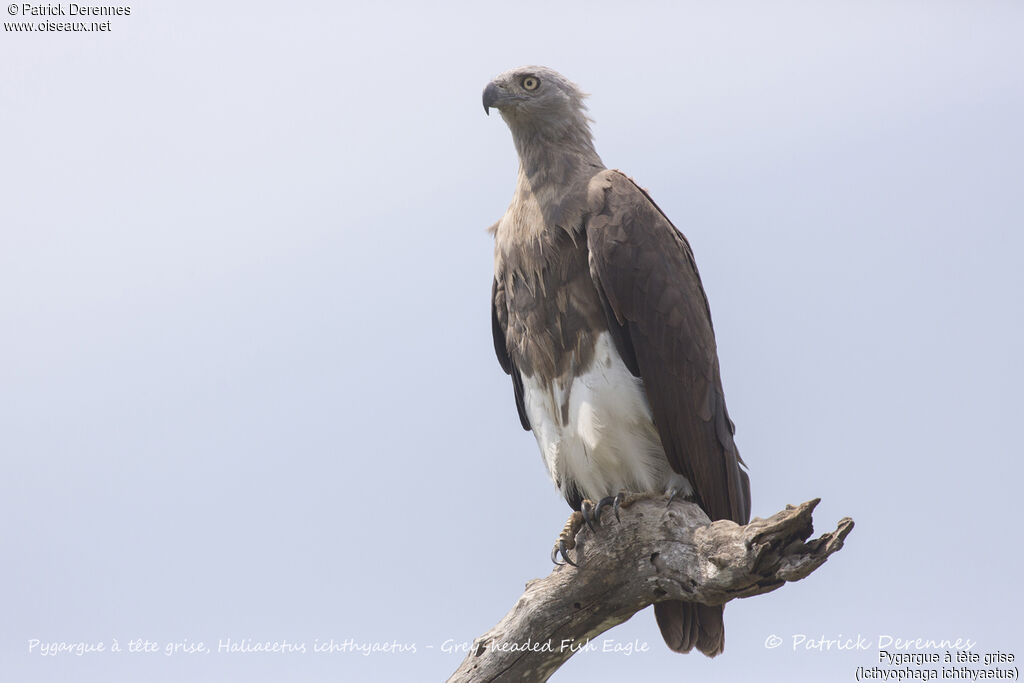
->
left=2, top=1, right=1022, bottom=681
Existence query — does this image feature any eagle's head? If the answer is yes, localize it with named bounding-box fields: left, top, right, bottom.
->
left=482, top=66, right=593, bottom=147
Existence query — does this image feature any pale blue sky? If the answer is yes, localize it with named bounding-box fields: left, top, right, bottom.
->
left=3, top=1, right=1022, bottom=681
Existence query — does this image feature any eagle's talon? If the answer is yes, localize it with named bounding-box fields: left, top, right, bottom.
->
left=594, top=493, right=623, bottom=524
left=666, top=487, right=696, bottom=508
left=553, top=539, right=578, bottom=567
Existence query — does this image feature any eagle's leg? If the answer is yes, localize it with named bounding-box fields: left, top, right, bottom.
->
left=551, top=497, right=607, bottom=566
left=551, top=500, right=600, bottom=566
left=552, top=492, right=666, bottom=566
left=551, top=510, right=584, bottom=567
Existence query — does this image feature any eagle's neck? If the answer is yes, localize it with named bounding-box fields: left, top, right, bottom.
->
left=511, top=124, right=603, bottom=190
left=505, top=120, right=604, bottom=233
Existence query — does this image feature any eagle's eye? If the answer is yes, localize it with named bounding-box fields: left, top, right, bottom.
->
left=521, top=76, right=540, bottom=91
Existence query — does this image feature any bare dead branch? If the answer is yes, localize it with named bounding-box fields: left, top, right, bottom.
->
left=448, top=498, right=853, bottom=683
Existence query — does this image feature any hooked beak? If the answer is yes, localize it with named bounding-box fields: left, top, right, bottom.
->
left=482, top=82, right=501, bottom=115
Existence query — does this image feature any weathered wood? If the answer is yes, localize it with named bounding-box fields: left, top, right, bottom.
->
left=448, top=498, right=853, bottom=683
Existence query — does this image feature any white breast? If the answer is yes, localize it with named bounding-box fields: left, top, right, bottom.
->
left=521, top=332, right=691, bottom=503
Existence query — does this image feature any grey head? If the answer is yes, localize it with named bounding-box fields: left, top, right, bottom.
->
left=482, top=66, right=598, bottom=159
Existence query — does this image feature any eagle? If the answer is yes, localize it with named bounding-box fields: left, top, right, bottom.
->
left=483, top=66, right=751, bottom=657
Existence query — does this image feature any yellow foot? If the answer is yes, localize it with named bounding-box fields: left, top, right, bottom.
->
left=550, top=491, right=658, bottom=566
left=551, top=510, right=584, bottom=566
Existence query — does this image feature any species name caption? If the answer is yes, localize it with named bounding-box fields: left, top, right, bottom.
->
left=855, top=651, right=1018, bottom=681
left=25, top=637, right=651, bottom=657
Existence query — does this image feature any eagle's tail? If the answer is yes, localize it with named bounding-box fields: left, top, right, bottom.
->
left=654, top=601, right=725, bottom=657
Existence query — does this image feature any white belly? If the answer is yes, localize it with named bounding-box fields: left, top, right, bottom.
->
left=521, top=332, right=691, bottom=503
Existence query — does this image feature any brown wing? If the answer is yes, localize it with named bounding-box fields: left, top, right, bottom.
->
left=586, top=170, right=750, bottom=524
left=492, top=277, right=531, bottom=431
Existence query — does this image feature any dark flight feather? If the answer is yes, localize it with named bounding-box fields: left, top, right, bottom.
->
left=587, top=170, right=751, bottom=525
left=492, top=278, right=531, bottom=430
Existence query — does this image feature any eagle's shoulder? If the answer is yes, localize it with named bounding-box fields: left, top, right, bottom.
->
left=586, top=168, right=673, bottom=226
left=586, top=168, right=633, bottom=211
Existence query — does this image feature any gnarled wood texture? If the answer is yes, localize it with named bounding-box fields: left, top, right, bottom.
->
left=448, top=498, right=853, bottom=683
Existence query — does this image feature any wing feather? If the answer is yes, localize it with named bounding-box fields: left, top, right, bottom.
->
left=492, top=277, right=531, bottom=431
left=586, top=170, right=750, bottom=524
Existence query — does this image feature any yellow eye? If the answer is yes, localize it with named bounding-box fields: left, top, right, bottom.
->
left=522, top=76, right=540, bottom=91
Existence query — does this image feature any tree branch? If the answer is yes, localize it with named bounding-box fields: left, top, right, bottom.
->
left=447, top=498, right=853, bottom=683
